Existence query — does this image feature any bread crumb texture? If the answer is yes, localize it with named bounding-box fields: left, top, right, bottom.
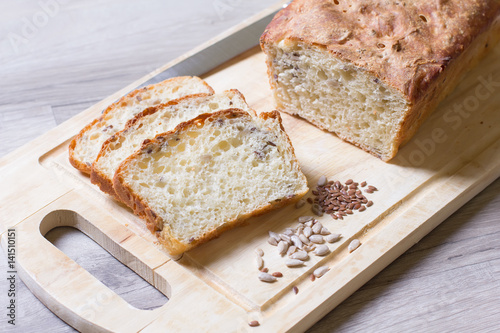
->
left=95, top=90, right=250, bottom=188
left=118, top=110, right=308, bottom=248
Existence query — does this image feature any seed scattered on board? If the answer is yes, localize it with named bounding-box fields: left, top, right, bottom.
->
left=303, top=176, right=377, bottom=220
left=313, top=266, right=330, bottom=278
left=248, top=320, right=260, bottom=327
left=258, top=215, right=344, bottom=283
left=257, top=175, right=373, bottom=285
left=348, top=239, right=361, bottom=252
left=258, top=272, right=277, bottom=283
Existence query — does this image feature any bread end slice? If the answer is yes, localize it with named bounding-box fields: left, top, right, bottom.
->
left=69, top=76, right=214, bottom=174
left=113, top=109, right=308, bottom=256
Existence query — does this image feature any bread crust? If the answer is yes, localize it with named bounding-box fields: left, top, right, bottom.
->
left=260, top=0, right=500, bottom=160
left=113, top=109, right=308, bottom=256
left=261, top=0, right=500, bottom=102
left=68, top=76, right=214, bottom=174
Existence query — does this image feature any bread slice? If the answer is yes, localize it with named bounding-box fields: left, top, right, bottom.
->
left=91, top=90, right=251, bottom=199
left=113, top=109, right=308, bottom=256
left=260, top=0, right=500, bottom=161
left=69, top=76, right=214, bottom=174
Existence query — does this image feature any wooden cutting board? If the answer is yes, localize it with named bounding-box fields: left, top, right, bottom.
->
left=1, top=5, right=500, bottom=332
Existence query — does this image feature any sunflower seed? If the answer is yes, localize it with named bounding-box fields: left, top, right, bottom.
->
left=314, top=244, right=330, bottom=256
left=309, top=235, right=325, bottom=244
left=317, top=175, right=327, bottom=186
left=312, top=222, right=323, bottom=234
left=348, top=239, right=361, bottom=252
left=325, top=233, right=342, bottom=243
left=305, top=220, right=314, bottom=228
left=312, top=204, right=324, bottom=216
left=259, top=272, right=277, bottom=282
left=303, top=244, right=316, bottom=252
left=287, top=245, right=297, bottom=256
left=320, top=227, right=331, bottom=235
left=298, top=216, right=314, bottom=223
left=278, top=241, right=289, bottom=256
left=295, top=199, right=306, bottom=208
left=303, top=226, right=313, bottom=238
left=286, top=259, right=305, bottom=267
left=256, top=256, right=264, bottom=270
left=255, top=248, right=264, bottom=257
left=282, top=228, right=295, bottom=236
left=313, top=266, right=330, bottom=278
left=269, top=231, right=280, bottom=241
left=299, top=234, right=310, bottom=245
left=291, top=250, right=309, bottom=261
left=267, top=237, right=278, bottom=246
left=291, top=235, right=303, bottom=248
left=280, top=234, right=291, bottom=244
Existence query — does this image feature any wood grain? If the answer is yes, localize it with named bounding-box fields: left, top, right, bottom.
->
left=0, top=1, right=499, bottom=332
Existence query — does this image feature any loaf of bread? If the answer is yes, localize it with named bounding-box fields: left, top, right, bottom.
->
left=69, top=76, right=214, bottom=174
left=260, top=0, right=500, bottom=161
left=113, top=109, right=309, bottom=256
left=91, top=90, right=251, bottom=199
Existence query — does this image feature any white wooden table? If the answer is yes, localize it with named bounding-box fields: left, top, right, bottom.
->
left=1, top=1, right=499, bottom=332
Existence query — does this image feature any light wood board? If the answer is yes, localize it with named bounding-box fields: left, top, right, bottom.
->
left=1, top=5, right=500, bottom=332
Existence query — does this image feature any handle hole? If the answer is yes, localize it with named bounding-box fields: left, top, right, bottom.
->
left=45, top=225, right=168, bottom=311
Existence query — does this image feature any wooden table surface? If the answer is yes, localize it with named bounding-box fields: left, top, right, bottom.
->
left=1, top=1, right=499, bottom=332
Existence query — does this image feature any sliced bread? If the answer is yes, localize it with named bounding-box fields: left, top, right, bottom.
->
left=91, top=90, right=251, bottom=199
left=113, top=109, right=309, bottom=256
left=69, top=76, right=214, bottom=174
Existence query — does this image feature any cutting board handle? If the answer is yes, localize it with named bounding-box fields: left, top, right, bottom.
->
left=2, top=208, right=171, bottom=332
left=2, top=200, right=251, bottom=332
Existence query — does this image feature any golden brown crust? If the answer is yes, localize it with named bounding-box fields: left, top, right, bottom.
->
left=68, top=76, right=214, bottom=174
left=261, top=0, right=500, bottom=103
left=113, top=108, right=308, bottom=256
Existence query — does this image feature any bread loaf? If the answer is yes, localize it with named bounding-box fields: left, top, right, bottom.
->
left=260, top=0, right=500, bottom=161
left=113, top=109, right=309, bottom=256
left=91, top=90, right=251, bottom=199
left=69, top=76, right=214, bottom=174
